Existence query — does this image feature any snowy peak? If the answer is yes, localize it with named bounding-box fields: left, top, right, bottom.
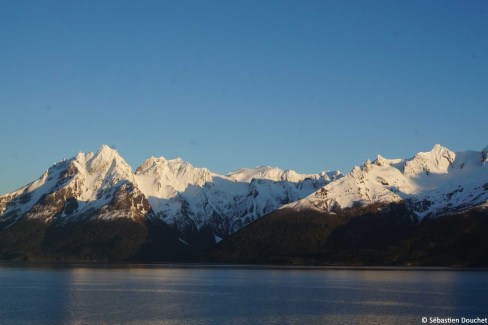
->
left=228, top=166, right=283, bottom=182
left=3, top=143, right=486, bottom=245
left=87, top=145, right=131, bottom=174
left=1, top=145, right=339, bottom=237
left=302, top=160, right=407, bottom=213
left=374, top=154, right=403, bottom=167
left=0, top=145, right=152, bottom=225
left=227, top=166, right=334, bottom=183
left=133, top=159, right=339, bottom=235
left=403, top=144, right=455, bottom=176
left=294, top=144, right=488, bottom=218
left=0, top=146, right=339, bottom=239
left=135, top=156, right=166, bottom=173
left=68, top=145, right=135, bottom=202
left=135, top=156, right=212, bottom=195
left=0, top=159, right=73, bottom=217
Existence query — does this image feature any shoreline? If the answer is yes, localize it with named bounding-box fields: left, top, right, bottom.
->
left=1, top=260, right=487, bottom=272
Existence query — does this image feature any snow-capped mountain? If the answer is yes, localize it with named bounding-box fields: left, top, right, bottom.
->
left=0, top=145, right=339, bottom=240
left=212, top=145, right=488, bottom=266
left=290, top=144, right=488, bottom=218
left=0, top=145, right=151, bottom=227
left=134, top=157, right=339, bottom=237
left=1, top=144, right=487, bottom=264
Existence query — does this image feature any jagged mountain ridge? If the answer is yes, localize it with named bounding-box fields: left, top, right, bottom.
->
left=0, top=145, right=340, bottom=239
left=288, top=144, right=488, bottom=218
left=1, top=144, right=487, bottom=263
left=134, top=157, right=340, bottom=237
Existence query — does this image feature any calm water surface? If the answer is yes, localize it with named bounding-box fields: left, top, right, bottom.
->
left=0, top=263, right=487, bottom=324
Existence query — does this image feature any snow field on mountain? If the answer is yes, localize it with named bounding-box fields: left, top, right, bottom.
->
left=296, top=145, right=488, bottom=218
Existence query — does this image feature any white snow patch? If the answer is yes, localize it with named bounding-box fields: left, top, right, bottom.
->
left=178, top=238, right=189, bottom=245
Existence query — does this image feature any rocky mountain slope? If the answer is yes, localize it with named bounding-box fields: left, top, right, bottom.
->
left=0, top=145, right=150, bottom=225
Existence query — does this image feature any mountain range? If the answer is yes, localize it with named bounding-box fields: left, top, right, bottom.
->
left=1, top=144, right=487, bottom=265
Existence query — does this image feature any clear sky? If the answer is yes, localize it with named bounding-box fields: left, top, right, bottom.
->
left=1, top=0, right=487, bottom=194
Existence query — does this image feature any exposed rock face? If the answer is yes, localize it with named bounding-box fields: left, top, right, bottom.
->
left=482, top=145, right=488, bottom=164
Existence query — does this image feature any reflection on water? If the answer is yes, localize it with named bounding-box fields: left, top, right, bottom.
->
left=0, top=264, right=487, bottom=324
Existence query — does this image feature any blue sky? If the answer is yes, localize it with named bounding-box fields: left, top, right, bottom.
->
left=1, top=0, right=487, bottom=193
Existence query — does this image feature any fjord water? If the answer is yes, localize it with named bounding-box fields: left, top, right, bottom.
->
left=0, top=264, right=487, bottom=325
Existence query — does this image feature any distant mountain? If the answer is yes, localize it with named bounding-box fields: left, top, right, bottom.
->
left=211, top=145, right=488, bottom=266
left=0, top=145, right=339, bottom=260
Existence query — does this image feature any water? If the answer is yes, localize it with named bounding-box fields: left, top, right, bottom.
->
left=0, top=264, right=487, bottom=325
